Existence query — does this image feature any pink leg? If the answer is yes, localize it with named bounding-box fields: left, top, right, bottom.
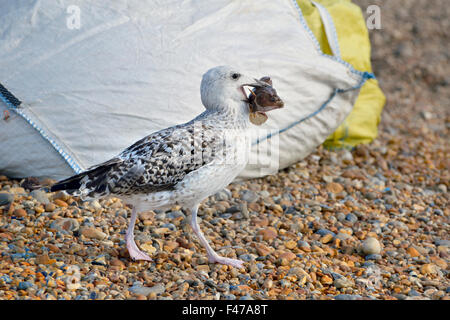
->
left=190, top=204, right=244, bottom=269
left=126, top=206, right=152, bottom=261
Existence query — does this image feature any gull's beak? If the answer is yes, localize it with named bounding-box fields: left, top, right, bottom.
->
left=244, top=78, right=270, bottom=88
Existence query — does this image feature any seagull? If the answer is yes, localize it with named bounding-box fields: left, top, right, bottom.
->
left=50, top=66, right=281, bottom=268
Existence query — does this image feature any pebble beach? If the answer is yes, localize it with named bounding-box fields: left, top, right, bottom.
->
left=0, top=0, right=448, bottom=300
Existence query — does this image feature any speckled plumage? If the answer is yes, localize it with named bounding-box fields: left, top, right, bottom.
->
left=52, top=108, right=250, bottom=206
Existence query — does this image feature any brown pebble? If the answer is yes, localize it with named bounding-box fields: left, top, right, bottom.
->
left=406, top=246, right=421, bottom=257
left=196, top=265, right=210, bottom=273
left=279, top=251, right=296, bottom=262
left=321, top=234, right=333, bottom=244
left=252, top=216, right=269, bottom=227
left=311, top=245, right=324, bottom=253
left=45, top=203, right=56, bottom=212
left=54, top=199, right=68, bottom=207
left=80, top=226, right=107, bottom=240
left=138, top=211, right=154, bottom=221
left=299, top=243, right=311, bottom=252
left=128, top=265, right=139, bottom=272
left=255, top=243, right=272, bottom=256
left=421, top=264, right=437, bottom=275
left=285, top=240, right=297, bottom=250
left=47, top=244, right=60, bottom=253
left=248, top=203, right=262, bottom=212
left=34, top=206, right=45, bottom=213
left=53, top=191, right=70, bottom=201
left=13, top=208, right=27, bottom=217
left=110, top=258, right=126, bottom=270
left=258, top=227, right=277, bottom=241
left=270, top=204, right=283, bottom=214
left=164, top=241, right=179, bottom=252
left=326, top=182, right=344, bottom=194
left=321, top=275, right=333, bottom=285
left=176, top=237, right=193, bottom=249
left=430, top=257, right=447, bottom=269
left=36, top=253, right=54, bottom=265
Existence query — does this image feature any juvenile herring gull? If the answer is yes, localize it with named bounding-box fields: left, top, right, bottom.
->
left=51, top=66, right=283, bottom=268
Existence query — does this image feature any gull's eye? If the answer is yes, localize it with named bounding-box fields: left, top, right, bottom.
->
left=231, top=73, right=240, bottom=80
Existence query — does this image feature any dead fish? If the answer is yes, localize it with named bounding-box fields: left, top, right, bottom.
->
left=247, top=77, right=284, bottom=125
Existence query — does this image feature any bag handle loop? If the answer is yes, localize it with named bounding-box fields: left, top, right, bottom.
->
left=311, top=1, right=342, bottom=59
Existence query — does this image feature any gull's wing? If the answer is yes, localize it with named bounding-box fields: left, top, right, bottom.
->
left=51, top=120, right=222, bottom=199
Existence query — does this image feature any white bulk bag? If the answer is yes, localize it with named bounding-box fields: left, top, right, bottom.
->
left=0, top=0, right=373, bottom=180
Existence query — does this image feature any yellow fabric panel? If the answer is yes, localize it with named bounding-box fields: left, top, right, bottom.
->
left=297, top=0, right=386, bottom=148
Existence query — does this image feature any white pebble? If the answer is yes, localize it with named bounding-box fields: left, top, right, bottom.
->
left=362, top=237, right=381, bottom=255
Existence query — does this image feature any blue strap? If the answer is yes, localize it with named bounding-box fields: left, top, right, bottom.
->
left=0, top=82, right=83, bottom=174
left=0, top=82, right=21, bottom=108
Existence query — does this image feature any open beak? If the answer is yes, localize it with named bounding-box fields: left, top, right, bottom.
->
left=243, top=78, right=270, bottom=88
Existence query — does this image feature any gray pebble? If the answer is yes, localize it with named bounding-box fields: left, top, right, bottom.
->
left=214, top=189, right=231, bottom=201
left=362, top=237, right=382, bottom=255
left=435, top=239, right=450, bottom=247
left=166, top=211, right=185, bottom=219
left=408, top=289, right=421, bottom=297
left=240, top=190, right=259, bottom=203
left=297, top=240, right=310, bottom=248
left=50, top=218, right=80, bottom=233
left=239, top=254, right=257, bottom=262
left=226, top=205, right=240, bottom=214
left=0, top=192, right=14, bottom=206
left=205, top=279, right=217, bottom=288
left=129, top=283, right=165, bottom=296
left=336, top=232, right=352, bottom=240
left=345, top=213, right=358, bottom=223
left=385, top=251, right=398, bottom=257
left=155, top=213, right=166, bottom=220
left=334, top=294, right=362, bottom=300
left=365, top=254, right=382, bottom=261
left=259, top=190, right=270, bottom=198
left=336, top=212, right=346, bottom=221
left=315, top=229, right=335, bottom=237
left=334, top=277, right=353, bottom=289
left=393, top=293, right=407, bottom=300
left=365, top=192, right=378, bottom=200
left=220, top=213, right=232, bottom=219
left=362, top=262, right=375, bottom=268
left=30, top=190, right=49, bottom=204
left=18, top=281, right=34, bottom=290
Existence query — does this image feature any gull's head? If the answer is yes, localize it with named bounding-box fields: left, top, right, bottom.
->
left=200, top=66, right=266, bottom=112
